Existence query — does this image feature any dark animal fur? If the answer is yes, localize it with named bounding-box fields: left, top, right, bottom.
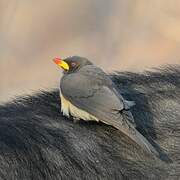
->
left=0, top=66, right=180, bottom=180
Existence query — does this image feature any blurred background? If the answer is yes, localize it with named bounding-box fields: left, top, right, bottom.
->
left=1, top=0, right=180, bottom=102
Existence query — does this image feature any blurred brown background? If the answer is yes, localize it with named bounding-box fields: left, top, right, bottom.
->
left=1, top=0, right=180, bottom=102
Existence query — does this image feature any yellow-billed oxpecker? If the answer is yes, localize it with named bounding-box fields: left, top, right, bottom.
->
left=53, top=56, right=158, bottom=156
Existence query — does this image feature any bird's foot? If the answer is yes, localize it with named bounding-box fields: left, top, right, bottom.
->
left=73, top=117, right=80, bottom=123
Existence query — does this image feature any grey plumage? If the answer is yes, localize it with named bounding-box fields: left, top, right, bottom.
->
left=59, top=56, right=158, bottom=156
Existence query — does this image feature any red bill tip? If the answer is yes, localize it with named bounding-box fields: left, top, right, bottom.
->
left=53, top=57, right=62, bottom=64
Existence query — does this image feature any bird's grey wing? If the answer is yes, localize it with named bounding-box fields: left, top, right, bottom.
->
left=60, top=66, right=158, bottom=156
left=61, top=65, right=125, bottom=111
left=80, top=65, right=136, bottom=125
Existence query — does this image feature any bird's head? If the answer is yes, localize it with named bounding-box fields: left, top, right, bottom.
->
left=53, top=56, right=93, bottom=73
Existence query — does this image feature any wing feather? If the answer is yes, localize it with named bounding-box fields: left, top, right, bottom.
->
left=60, top=65, right=158, bottom=156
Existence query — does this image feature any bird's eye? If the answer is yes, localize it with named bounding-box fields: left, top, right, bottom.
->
left=71, top=62, right=76, bottom=67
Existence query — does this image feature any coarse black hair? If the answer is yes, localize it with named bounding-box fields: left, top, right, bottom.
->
left=0, top=65, right=179, bottom=180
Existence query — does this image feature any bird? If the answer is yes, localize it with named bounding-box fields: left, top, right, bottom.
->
left=53, top=56, right=158, bottom=156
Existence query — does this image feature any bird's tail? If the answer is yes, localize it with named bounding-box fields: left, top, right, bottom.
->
left=110, top=114, right=159, bottom=157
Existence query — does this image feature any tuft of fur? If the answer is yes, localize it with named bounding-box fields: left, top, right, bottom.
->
left=0, top=65, right=180, bottom=180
